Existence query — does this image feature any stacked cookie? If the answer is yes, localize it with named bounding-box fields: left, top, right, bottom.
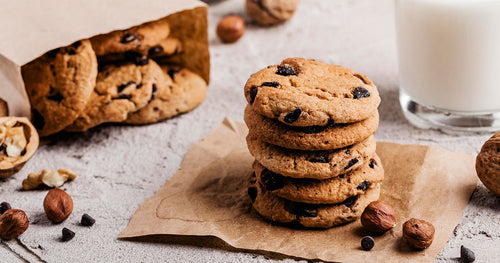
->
left=244, top=58, right=383, bottom=228
left=21, top=18, right=207, bottom=137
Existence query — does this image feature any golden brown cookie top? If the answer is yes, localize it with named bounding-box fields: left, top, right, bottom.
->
left=244, top=57, right=380, bottom=126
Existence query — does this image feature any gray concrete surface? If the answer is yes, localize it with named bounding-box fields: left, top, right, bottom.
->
left=1, top=0, right=499, bottom=262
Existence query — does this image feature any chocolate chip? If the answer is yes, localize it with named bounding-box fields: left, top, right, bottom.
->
left=121, top=33, right=138, bottom=44
left=369, top=159, right=377, bottom=169
left=72, top=41, right=82, bottom=49
left=31, top=109, right=45, bottom=130
left=345, top=149, right=351, bottom=155
left=167, top=69, right=179, bottom=79
left=276, top=64, right=297, bottom=76
left=461, top=245, right=475, bottom=263
left=284, top=108, right=302, bottom=123
left=0, top=144, right=5, bottom=152
left=345, top=158, right=359, bottom=170
left=249, top=87, right=258, bottom=104
left=47, top=92, right=64, bottom=103
left=153, top=107, right=159, bottom=111
left=81, top=213, right=95, bottom=227
left=148, top=45, right=164, bottom=56
left=340, top=196, right=358, bottom=207
left=294, top=204, right=318, bottom=218
left=114, top=94, right=133, bottom=100
left=68, top=49, right=77, bottom=55
left=0, top=202, right=11, bottom=215
left=356, top=181, right=370, bottom=191
left=261, top=81, right=279, bottom=88
left=117, top=81, right=136, bottom=93
left=136, top=84, right=143, bottom=89
left=147, top=84, right=157, bottom=104
left=46, top=48, right=60, bottom=58
left=261, top=169, right=285, bottom=191
left=309, top=156, right=329, bottom=163
left=135, top=56, right=149, bottom=66
left=248, top=187, right=257, bottom=203
left=352, top=87, right=370, bottom=99
left=61, top=228, right=75, bottom=242
left=361, top=236, right=375, bottom=251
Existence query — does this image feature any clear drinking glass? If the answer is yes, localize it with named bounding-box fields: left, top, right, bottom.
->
left=395, top=0, right=500, bottom=133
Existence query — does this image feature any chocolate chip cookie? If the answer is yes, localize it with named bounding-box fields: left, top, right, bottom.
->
left=66, top=60, right=166, bottom=132
left=253, top=155, right=383, bottom=204
left=244, top=105, right=379, bottom=150
left=247, top=134, right=376, bottom=179
left=90, top=18, right=170, bottom=58
left=244, top=57, right=380, bottom=126
left=248, top=173, right=381, bottom=228
left=21, top=40, right=97, bottom=136
left=125, top=66, right=207, bottom=124
left=98, top=37, right=183, bottom=64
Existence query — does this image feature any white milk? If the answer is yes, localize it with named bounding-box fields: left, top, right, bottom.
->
left=396, top=0, right=500, bottom=112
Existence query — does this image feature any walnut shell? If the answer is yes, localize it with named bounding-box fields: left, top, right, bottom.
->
left=476, top=132, right=500, bottom=196
left=402, top=218, right=435, bottom=249
left=0, top=117, right=39, bottom=178
left=246, top=0, right=300, bottom=26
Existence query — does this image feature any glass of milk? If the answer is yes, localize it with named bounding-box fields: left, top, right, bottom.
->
left=396, top=0, right=500, bottom=132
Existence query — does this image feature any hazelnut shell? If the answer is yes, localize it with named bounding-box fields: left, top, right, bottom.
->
left=216, top=15, right=245, bottom=43
left=402, top=218, right=435, bottom=249
left=0, top=117, right=39, bottom=178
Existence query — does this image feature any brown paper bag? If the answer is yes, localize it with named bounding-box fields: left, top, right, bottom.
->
left=0, top=0, right=209, bottom=117
left=119, top=118, right=478, bottom=262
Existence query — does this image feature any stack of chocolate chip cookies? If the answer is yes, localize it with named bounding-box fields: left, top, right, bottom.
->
left=21, top=18, right=207, bottom=137
left=244, top=58, right=383, bottom=228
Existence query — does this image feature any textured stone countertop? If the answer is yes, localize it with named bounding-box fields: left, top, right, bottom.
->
left=1, top=0, right=498, bottom=262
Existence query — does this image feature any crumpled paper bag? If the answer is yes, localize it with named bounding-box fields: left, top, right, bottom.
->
left=120, top=118, right=478, bottom=262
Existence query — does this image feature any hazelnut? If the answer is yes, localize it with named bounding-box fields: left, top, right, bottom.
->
left=43, top=189, right=73, bottom=223
left=0, top=117, right=39, bottom=179
left=216, top=15, right=245, bottom=43
left=361, top=201, right=397, bottom=234
left=402, top=218, right=435, bottom=249
left=0, top=209, right=29, bottom=239
left=246, top=0, right=300, bottom=26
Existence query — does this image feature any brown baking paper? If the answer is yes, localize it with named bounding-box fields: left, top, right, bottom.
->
left=0, top=0, right=209, bottom=117
left=120, top=118, right=478, bottom=262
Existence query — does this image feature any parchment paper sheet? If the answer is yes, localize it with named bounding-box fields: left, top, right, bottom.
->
left=120, top=118, right=478, bottom=262
left=0, top=0, right=208, bottom=117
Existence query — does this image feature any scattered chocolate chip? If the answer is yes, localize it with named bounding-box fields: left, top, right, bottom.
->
left=117, top=81, right=136, bottom=93
left=46, top=48, right=60, bottom=58
left=31, top=109, right=45, bottom=130
left=261, top=169, right=285, bottom=191
left=167, top=69, right=179, bottom=79
left=361, top=236, right=375, bottom=251
left=356, top=181, right=371, bottom=191
left=114, top=94, right=133, bottom=100
left=0, top=202, right=11, bottom=215
left=284, top=108, right=302, bottom=123
left=248, top=187, right=257, bottom=203
left=148, top=45, right=164, bottom=56
left=369, top=159, right=377, bottom=169
left=249, top=87, right=258, bottom=104
left=71, top=41, right=82, bottom=49
left=276, top=64, right=297, bottom=76
left=352, top=87, right=370, bottom=99
left=135, top=56, right=149, bottom=66
left=47, top=93, right=64, bottom=103
left=121, top=33, right=138, bottom=44
left=81, top=213, right=95, bottom=227
left=61, top=228, right=75, bottom=242
left=461, top=246, right=475, bottom=263
left=261, top=81, right=279, bottom=88
left=153, top=107, right=159, bottom=111
left=345, top=158, right=359, bottom=170
left=340, top=196, right=358, bottom=207
left=309, top=156, right=329, bottom=163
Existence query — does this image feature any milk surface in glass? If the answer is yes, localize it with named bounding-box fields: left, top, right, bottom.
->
left=396, top=0, right=500, bottom=112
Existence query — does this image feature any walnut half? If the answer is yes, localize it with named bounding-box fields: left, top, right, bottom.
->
left=0, top=117, right=39, bottom=178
